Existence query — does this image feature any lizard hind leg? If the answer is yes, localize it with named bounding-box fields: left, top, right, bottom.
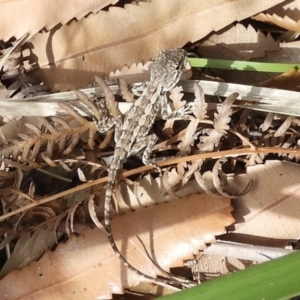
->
left=161, top=93, right=194, bottom=120
left=130, top=134, right=162, bottom=174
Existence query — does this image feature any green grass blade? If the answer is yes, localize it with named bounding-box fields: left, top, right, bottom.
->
left=188, top=58, right=300, bottom=73
left=158, top=250, right=300, bottom=300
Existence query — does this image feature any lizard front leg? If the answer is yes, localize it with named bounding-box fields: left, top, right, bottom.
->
left=160, top=93, right=194, bottom=120
left=96, top=106, right=115, bottom=133
left=95, top=77, right=124, bottom=141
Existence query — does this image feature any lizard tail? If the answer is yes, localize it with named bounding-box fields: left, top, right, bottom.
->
left=104, top=185, right=113, bottom=228
left=104, top=168, right=183, bottom=286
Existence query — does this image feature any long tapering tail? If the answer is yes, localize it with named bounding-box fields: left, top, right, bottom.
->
left=103, top=167, right=182, bottom=286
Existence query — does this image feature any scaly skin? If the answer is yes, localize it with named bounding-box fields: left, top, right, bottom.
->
left=103, top=49, right=188, bottom=286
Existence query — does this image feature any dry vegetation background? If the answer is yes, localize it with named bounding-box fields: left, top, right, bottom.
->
left=0, top=0, right=300, bottom=299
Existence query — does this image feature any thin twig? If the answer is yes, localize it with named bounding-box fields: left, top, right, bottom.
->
left=1, top=146, right=300, bottom=221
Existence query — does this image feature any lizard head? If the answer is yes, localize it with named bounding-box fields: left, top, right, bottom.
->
left=150, top=48, right=187, bottom=92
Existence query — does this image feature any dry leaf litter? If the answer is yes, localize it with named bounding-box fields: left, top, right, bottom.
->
left=1, top=0, right=300, bottom=299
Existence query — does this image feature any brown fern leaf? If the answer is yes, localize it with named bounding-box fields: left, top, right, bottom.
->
left=0, top=161, right=103, bottom=278
left=0, top=35, right=50, bottom=99
left=0, top=105, right=98, bottom=168
left=198, top=93, right=238, bottom=151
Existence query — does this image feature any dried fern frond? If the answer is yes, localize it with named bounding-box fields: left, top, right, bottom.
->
left=0, top=101, right=99, bottom=169
left=6, top=69, right=50, bottom=99
left=198, top=93, right=238, bottom=151
left=0, top=159, right=107, bottom=277
left=0, top=35, right=50, bottom=99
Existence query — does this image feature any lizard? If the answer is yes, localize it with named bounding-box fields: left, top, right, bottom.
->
left=100, top=49, right=192, bottom=286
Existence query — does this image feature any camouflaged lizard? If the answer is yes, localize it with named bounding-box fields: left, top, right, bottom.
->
left=99, top=49, right=192, bottom=286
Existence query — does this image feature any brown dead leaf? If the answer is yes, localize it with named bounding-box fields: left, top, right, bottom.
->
left=198, top=93, right=237, bottom=151
left=196, top=253, right=256, bottom=280
left=0, top=194, right=234, bottom=299
left=260, top=112, right=274, bottom=132
left=163, top=86, right=185, bottom=136
left=261, top=67, right=300, bottom=91
left=0, top=0, right=118, bottom=41
left=169, top=86, right=186, bottom=110
left=0, top=225, right=58, bottom=279
left=114, top=170, right=204, bottom=213
left=109, top=61, right=152, bottom=84
left=253, top=12, right=300, bottom=33
left=0, top=33, right=29, bottom=71
left=198, top=23, right=279, bottom=60
left=25, top=0, right=285, bottom=90
left=193, top=83, right=208, bottom=120
left=0, top=117, right=43, bottom=139
left=274, top=0, right=300, bottom=9
left=262, top=41, right=300, bottom=64
left=177, top=120, right=199, bottom=155
left=264, top=1, right=300, bottom=22
left=109, top=60, right=192, bottom=84
left=229, top=160, right=300, bottom=244
left=274, top=115, right=294, bottom=137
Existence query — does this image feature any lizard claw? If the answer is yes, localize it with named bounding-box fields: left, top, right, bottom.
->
left=153, top=165, right=162, bottom=176
left=144, top=159, right=162, bottom=175
left=171, top=103, right=194, bottom=120
left=180, top=103, right=194, bottom=115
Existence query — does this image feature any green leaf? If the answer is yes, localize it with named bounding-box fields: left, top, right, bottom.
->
left=188, top=58, right=300, bottom=73
left=158, top=250, right=300, bottom=300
